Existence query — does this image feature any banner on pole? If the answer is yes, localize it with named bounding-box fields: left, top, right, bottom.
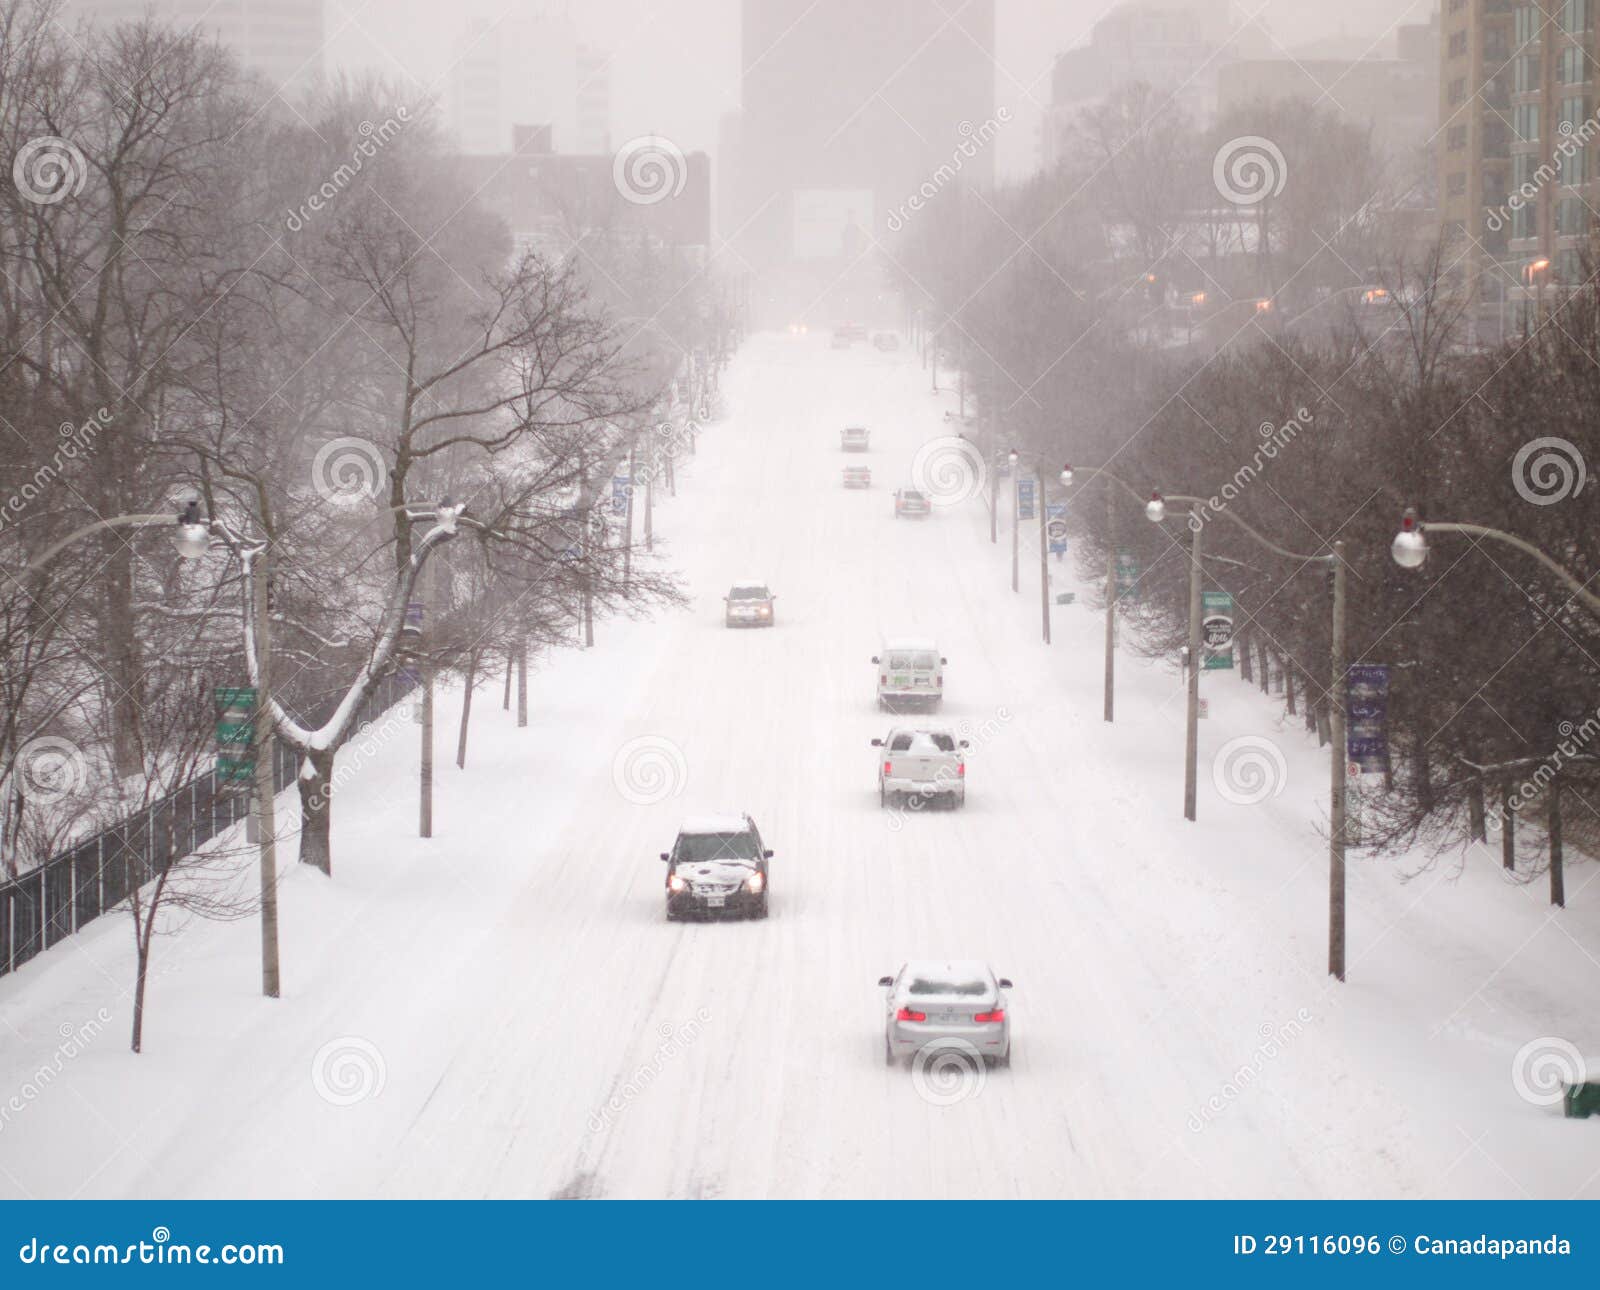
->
left=1115, top=549, right=1141, bottom=602
left=1202, top=591, right=1234, bottom=670
left=214, top=686, right=257, bottom=782
left=1017, top=477, right=1036, bottom=520
left=1046, top=502, right=1068, bottom=554
left=1346, top=664, right=1391, bottom=775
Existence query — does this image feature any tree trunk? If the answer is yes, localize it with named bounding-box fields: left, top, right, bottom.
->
left=1411, top=715, right=1435, bottom=813
left=502, top=648, right=514, bottom=711
left=1258, top=639, right=1270, bottom=693
left=1467, top=775, right=1486, bottom=842
left=1548, top=778, right=1565, bottom=907
left=1501, top=785, right=1516, bottom=871
left=104, top=546, right=145, bottom=778
left=1304, top=680, right=1317, bottom=730
left=1285, top=666, right=1296, bottom=715
left=516, top=638, right=528, bottom=728
left=457, top=650, right=477, bottom=770
left=1316, top=701, right=1331, bottom=747
left=1239, top=632, right=1253, bottom=684
left=131, top=942, right=150, bottom=1054
left=297, top=748, right=336, bottom=875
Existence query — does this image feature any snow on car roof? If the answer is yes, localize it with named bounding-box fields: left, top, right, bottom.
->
left=678, top=814, right=751, bottom=835
left=882, top=636, right=939, bottom=651
left=902, top=960, right=994, bottom=992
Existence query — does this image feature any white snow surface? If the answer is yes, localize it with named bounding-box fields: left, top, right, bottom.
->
left=2, top=332, right=1598, bottom=1199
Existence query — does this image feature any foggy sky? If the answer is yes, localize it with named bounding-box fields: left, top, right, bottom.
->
left=326, top=0, right=1427, bottom=176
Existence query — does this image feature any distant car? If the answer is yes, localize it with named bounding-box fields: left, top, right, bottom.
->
left=841, top=425, right=870, bottom=451
left=724, top=582, right=776, bottom=627
left=893, top=488, right=930, bottom=518
left=662, top=814, right=772, bottom=920
left=873, top=331, right=900, bottom=351
left=872, top=727, right=967, bottom=808
left=830, top=332, right=852, bottom=349
left=873, top=637, right=945, bottom=711
left=879, top=960, right=1012, bottom=1067
left=787, top=322, right=809, bottom=336
left=842, top=465, right=872, bottom=488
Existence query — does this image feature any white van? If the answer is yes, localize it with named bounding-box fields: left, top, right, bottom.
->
left=872, top=637, right=946, bottom=711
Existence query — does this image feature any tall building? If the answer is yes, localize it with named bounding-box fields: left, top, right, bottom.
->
left=575, top=44, right=612, bottom=157
left=1439, top=0, right=1596, bottom=343
left=448, top=13, right=578, bottom=156
left=1217, top=17, right=1440, bottom=166
left=1043, top=0, right=1270, bottom=164
left=726, top=0, right=996, bottom=282
left=67, top=0, right=325, bottom=100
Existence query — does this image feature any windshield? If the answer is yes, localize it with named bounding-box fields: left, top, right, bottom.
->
left=729, top=586, right=769, bottom=600
left=908, top=973, right=990, bottom=997
left=674, top=832, right=758, bottom=864
left=886, top=651, right=939, bottom=671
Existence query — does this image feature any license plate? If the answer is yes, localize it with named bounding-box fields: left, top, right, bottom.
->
left=940, top=1012, right=961, bottom=1023
left=706, top=895, right=725, bottom=908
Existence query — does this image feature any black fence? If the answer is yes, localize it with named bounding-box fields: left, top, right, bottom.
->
left=0, top=670, right=417, bottom=980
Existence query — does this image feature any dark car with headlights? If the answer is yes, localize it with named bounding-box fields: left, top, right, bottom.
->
left=663, top=814, right=772, bottom=920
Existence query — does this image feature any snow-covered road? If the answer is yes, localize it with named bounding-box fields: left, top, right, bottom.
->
left=2, top=332, right=1597, bottom=1199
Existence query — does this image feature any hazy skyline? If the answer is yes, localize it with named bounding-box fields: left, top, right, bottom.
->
left=324, top=0, right=1433, bottom=175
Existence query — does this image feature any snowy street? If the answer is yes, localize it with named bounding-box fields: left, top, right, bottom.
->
left=2, top=333, right=1596, bottom=1200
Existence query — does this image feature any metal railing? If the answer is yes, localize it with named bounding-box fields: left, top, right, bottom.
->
left=0, top=669, right=417, bottom=979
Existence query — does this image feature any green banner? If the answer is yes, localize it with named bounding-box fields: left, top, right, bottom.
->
left=1115, top=549, right=1141, bottom=601
left=215, top=686, right=258, bottom=779
left=1202, top=590, right=1235, bottom=670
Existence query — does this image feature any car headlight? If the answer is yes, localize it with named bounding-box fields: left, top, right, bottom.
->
left=746, top=872, right=765, bottom=894
left=668, top=874, right=687, bottom=893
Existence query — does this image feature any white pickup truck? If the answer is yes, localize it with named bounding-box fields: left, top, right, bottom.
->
left=841, top=425, right=870, bottom=451
left=871, top=727, right=968, bottom=809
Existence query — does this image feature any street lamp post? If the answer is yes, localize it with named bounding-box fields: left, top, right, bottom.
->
left=25, top=503, right=281, bottom=997
left=1009, top=450, right=1020, bottom=593
left=1037, top=467, right=1051, bottom=644
left=1150, top=492, right=1350, bottom=979
left=1392, top=505, right=1599, bottom=911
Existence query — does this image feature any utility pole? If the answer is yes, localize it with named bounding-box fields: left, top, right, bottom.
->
left=1328, top=540, right=1347, bottom=980
left=1103, top=486, right=1116, bottom=723
left=623, top=441, right=637, bottom=592
left=644, top=437, right=655, bottom=552
left=419, top=558, right=434, bottom=839
left=250, top=548, right=280, bottom=999
left=1010, top=474, right=1019, bottom=593
left=1037, top=469, right=1050, bottom=644
left=1184, top=506, right=1203, bottom=822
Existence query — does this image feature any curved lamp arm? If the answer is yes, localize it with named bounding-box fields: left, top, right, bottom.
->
left=1424, top=520, right=1600, bottom=619
left=1157, top=493, right=1335, bottom=565
left=22, top=513, right=182, bottom=575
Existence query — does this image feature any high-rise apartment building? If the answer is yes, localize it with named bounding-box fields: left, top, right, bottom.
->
left=1440, top=0, right=1598, bottom=342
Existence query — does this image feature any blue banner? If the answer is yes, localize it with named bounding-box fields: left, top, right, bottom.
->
left=0, top=1202, right=1591, bottom=1285
left=1347, top=664, right=1391, bottom=774
left=1017, top=476, right=1036, bottom=520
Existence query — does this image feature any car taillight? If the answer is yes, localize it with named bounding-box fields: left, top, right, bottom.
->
left=883, top=761, right=892, bottom=776
left=957, top=762, right=965, bottom=777
left=936, top=676, right=943, bottom=687
left=880, top=674, right=887, bottom=685
left=974, top=1009, right=1005, bottom=1023
left=896, top=1007, right=926, bottom=1022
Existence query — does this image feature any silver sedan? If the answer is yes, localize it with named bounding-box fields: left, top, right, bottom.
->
left=878, top=959, right=1012, bottom=1068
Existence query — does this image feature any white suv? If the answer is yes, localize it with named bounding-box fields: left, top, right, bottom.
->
left=872, top=638, right=945, bottom=711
